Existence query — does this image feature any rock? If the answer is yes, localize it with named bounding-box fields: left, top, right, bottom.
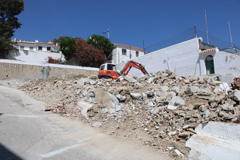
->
left=91, top=122, right=102, bottom=127
left=169, top=96, right=185, bottom=106
left=186, top=86, right=200, bottom=95
left=43, top=105, right=52, bottom=111
left=156, top=91, right=161, bottom=97
left=178, top=131, right=191, bottom=138
left=109, top=108, right=116, bottom=114
left=88, top=91, right=95, bottom=98
left=159, top=86, right=169, bottom=92
left=167, top=105, right=178, bottom=110
left=172, top=87, right=180, bottom=94
left=184, top=79, right=190, bottom=84
left=145, top=91, right=154, bottom=97
left=174, top=149, right=184, bottom=157
left=82, top=90, right=88, bottom=97
left=199, top=105, right=207, bottom=112
left=233, top=90, right=240, bottom=102
left=142, top=93, right=148, bottom=99
left=87, top=105, right=99, bottom=117
left=219, top=111, right=234, bottom=120
left=148, top=102, right=154, bottom=107
left=116, top=94, right=126, bottom=102
left=95, top=88, right=119, bottom=108
left=220, top=104, right=234, bottom=111
left=168, top=131, right=177, bottom=136
left=151, top=107, right=160, bottom=115
left=101, top=108, right=108, bottom=114
left=115, top=105, right=122, bottom=112
left=203, top=110, right=211, bottom=118
left=89, top=80, right=97, bottom=85
left=147, top=77, right=153, bottom=83
left=77, top=101, right=94, bottom=119
left=130, top=93, right=142, bottom=99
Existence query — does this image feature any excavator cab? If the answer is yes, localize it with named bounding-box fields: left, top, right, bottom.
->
left=98, top=63, right=121, bottom=80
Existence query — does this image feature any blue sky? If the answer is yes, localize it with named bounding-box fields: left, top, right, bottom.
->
left=14, top=0, right=240, bottom=49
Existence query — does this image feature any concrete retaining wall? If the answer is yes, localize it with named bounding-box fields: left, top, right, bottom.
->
left=0, top=60, right=98, bottom=80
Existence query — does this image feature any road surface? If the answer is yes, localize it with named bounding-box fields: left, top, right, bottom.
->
left=0, top=85, right=172, bottom=160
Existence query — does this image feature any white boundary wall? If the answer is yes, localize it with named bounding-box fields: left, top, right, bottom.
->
left=116, top=38, right=240, bottom=77
left=8, top=50, right=64, bottom=64
left=214, top=51, right=240, bottom=76
left=116, top=38, right=201, bottom=77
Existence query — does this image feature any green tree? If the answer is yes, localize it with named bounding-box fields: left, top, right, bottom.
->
left=59, top=37, right=76, bottom=61
left=0, top=0, right=24, bottom=59
left=87, top=35, right=114, bottom=61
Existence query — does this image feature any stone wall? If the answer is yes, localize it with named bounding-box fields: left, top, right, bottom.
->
left=0, top=61, right=98, bottom=80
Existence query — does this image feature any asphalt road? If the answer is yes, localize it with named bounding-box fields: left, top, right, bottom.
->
left=0, top=85, right=172, bottom=160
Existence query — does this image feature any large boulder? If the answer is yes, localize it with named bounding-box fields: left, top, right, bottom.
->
left=95, top=88, right=119, bottom=108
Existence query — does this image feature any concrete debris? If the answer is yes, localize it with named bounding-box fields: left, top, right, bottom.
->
left=186, top=122, right=240, bottom=160
left=18, top=70, right=240, bottom=159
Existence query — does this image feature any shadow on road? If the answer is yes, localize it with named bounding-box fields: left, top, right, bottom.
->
left=0, top=143, right=23, bottom=160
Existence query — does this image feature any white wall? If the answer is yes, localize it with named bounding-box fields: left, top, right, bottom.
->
left=9, top=50, right=64, bottom=64
left=214, top=51, right=240, bottom=76
left=116, top=38, right=201, bottom=77
left=112, top=46, right=144, bottom=64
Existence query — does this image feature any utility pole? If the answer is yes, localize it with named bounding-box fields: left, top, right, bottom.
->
left=228, top=21, right=234, bottom=47
left=103, top=28, right=110, bottom=39
left=205, top=10, right=210, bottom=47
left=194, top=26, right=197, bottom=38
left=143, top=40, right=145, bottom=54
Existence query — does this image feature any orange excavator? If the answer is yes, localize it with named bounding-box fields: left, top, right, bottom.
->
left=98, top=61, right=149, bottom=80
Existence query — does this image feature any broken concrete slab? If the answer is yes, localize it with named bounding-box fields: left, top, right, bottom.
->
left=77, top=101, right=94, bottom=119
left=186, top=122, right=240, bottom=160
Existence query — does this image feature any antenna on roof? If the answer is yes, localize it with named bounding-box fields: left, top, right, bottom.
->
left=205, top=10, right=210, bottom=48
left=228, top=21, right=234, bottom=48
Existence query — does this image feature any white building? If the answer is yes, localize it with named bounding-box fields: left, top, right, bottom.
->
left=116, top=38, right=240, bottom=78
left=14, top=39, right=60, bottom=52
left=111, top=43, right=144, bottom=64
left=10, top=39, right=63, bottom=64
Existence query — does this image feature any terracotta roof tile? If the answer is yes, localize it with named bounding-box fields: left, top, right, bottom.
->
left=199, top=48, right=217, bottom=54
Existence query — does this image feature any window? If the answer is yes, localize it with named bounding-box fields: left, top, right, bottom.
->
left=122, top=49, right=126, bottom=55
left=38, top=46, right=42, bottom=50
left=20, top=46, right=24, bottom=50
left=100, top=65, right=105, bottom=71
left=47, top=47, right=51, bottom=51
left=136, top=51, right=139, bottom=57
left=29, top=46, right=33, bottom=50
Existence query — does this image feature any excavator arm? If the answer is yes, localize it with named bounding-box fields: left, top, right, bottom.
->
left=120, top=61, right=149, bottom=76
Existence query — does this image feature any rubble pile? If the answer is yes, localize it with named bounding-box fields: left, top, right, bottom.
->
left=19, top=70, right=240, bottom=157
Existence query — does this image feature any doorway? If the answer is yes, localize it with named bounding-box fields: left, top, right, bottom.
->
left=205, top=55, right=215, bottom=74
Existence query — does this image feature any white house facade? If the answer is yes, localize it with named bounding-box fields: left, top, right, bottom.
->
left=14, top=39, right=60, bottom=52
left=116, top=38, right=240, bottom=78
left=10, top=39, right=63, bottom=64
left=111, top=43, right=144, bottom=64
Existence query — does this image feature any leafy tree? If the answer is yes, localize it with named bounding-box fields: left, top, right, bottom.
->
left=87, top=35, right=114, bottom=61
left=75, top=39, right=106, bottom=67
left=59, top=37, right=76, bottom=61
left=0, top=0, right=24, bottom=59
